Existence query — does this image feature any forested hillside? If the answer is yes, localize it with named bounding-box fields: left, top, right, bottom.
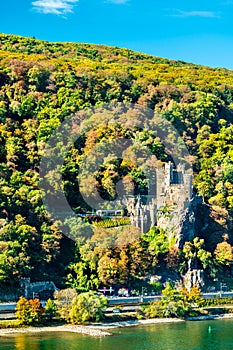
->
left=1, top=33, right=233, bottom=294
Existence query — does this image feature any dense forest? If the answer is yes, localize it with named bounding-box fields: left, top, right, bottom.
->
left=0, top=33, right=233, bottom=295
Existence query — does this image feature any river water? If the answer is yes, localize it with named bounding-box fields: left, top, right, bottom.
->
left=1, top=320, right=233, bottom=350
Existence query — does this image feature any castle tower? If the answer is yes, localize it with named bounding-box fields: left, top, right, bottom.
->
left=155, top=167, right=165, bottom=209
left=164, top=161, right=173, bottom=190
left=177, top=163, right=185, bottom=175
left=149, top=200, right=157, bottom=227
left=132, top=196, right=149, bottom=233
left=134, top=197, right=141, bottom=229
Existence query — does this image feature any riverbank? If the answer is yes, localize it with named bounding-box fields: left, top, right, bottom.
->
left=0, top=324, right=112, bottom=337
left=0, top=318, right=185, bottom=337
left=1, top=314, right=233, bottom=338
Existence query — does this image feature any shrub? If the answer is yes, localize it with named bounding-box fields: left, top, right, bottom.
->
left=44, top=298, right=56, bottom=322
left=15, top=297, right=44, bottom=325
left=180, top=286, right=204, bottom=307
left=69, top=291, right=109, bottom=324
left=144, top=300, right=162, bottom=318
left=0, top=320, right=20, bottom=329
left=144, top=283, right=200, bottom=319
left=202, top=296, right=233, bottom=307
left=54, top=288, right=77, bottom=322
left=136, top=310, right=144, bottom=320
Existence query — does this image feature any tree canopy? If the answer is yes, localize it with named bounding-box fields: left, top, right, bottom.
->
left=0, top=33, right=233, bottom=291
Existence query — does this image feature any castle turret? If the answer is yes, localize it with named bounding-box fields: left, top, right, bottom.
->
left=164, top=161, right=173, bottom=190
left=149, top=199, right=157, bottom=227
left=155, top=167, right=165, bottom=208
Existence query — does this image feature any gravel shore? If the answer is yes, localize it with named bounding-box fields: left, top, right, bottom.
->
left=0, top=325, right=112, bottom=337
left=0, top=318, right=184, bottom=337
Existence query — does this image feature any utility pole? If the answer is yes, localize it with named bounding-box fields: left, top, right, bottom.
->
left=141, top=287, right=146, bottom=302
left=219, top=282, right=223, bottom=298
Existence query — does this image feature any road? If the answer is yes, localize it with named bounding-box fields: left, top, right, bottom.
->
left=108, top=291, right=233, bottom=305
left=108, top=295, right=161, bottom=305
left=0, top=291, right=233, bottom=312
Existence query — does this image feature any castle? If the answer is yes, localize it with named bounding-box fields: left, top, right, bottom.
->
left=125, top=161, right=197, bottom=243
left=20, top=278, right=59, bottom=299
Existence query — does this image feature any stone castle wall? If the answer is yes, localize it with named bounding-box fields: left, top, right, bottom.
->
left=20, top=278, right=59, bottom=299
left=125, top=162, right=201, bottom=246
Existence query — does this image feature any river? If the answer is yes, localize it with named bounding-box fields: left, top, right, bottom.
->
left=1, top=320, right=233, bottom=350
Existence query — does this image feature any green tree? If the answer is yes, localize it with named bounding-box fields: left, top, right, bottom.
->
left=44, top=298, right=57, bottom=322
left=66, top=261, right=100, bottom=292
left=69, top=291, right=108, bottom=324
left=54, top=288, right=77, bottom=321
left=214, top=241, right=233, bottom=266
left=183, top=237, right=212, bottom=270
left=145, top=283, right=194, bottom=319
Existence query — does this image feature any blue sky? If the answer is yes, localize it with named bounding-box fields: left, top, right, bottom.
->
left=1, top=0, right=233, bottom=69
